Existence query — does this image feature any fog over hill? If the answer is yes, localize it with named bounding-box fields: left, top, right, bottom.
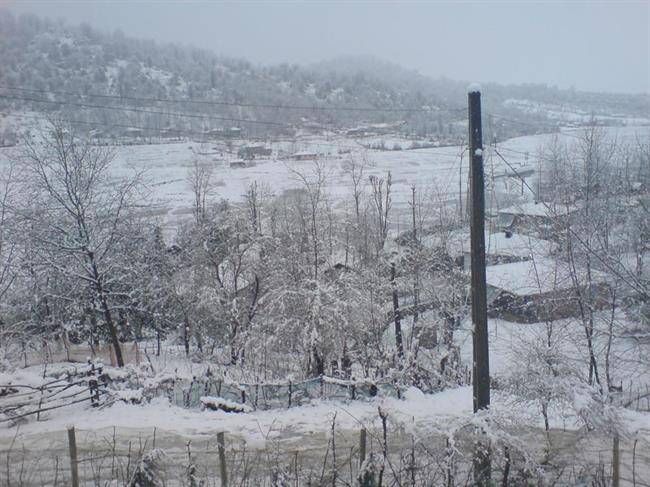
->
left=0, top=9, right=648, bottom=141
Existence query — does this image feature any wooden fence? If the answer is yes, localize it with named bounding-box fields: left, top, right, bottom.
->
left=0, top=362, right=108, bottom=425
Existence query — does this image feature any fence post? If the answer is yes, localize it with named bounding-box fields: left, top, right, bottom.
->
left=612, top=432, right=620, bottom=487
left=288, top=380, right=292, bottom=408
left=359, top=427, right=367, bottom=468
left=109, top=344, right=116, bottom=367
left=217, top=431, right=228, bottom=487
left=67, top=425, right=80, bottom=487
left=36, top=384, right=44, bottom=421
left=89, top=379, right=99, bottom=407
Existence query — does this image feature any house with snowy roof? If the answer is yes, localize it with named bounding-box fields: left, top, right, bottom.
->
left=421, top=229, right=554, bottom=269
left=289, top=151, right=320, bottom=161
left=496, top=201, right=579, bottom=239
left=238, top=145, right=272, bottom=160
left=486, top=257, right=610, bottom=323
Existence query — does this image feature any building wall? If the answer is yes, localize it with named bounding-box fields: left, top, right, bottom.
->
left=488, top=283, right=611, bottom=323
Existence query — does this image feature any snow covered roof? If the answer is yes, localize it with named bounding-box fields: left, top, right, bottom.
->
left=290, top=151, right=319, bottom=157
left=498, top=201, right=578, bottom=218
left=420, top=230, right=467, bottom=254
left=486, top=257, right=608, bottom=296
left=493, top=167, right=535, bottom=179
left=422, top=230, right=552, bottom=258
left=486, top=232, right=553, bottom=258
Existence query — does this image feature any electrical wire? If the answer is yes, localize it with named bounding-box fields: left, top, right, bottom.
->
left=0, top=93, right=292, bottom=127
left=0, top=84, right=466, bottom=113
left=0, top=111, right=467, bottom=157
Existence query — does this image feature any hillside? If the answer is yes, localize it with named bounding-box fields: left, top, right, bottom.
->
left=0, top=9, right=648, bottom=141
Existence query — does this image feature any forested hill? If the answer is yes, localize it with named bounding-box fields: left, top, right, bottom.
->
left=0, top=9, right=648, bottom=138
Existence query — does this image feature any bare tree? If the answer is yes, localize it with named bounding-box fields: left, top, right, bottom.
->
left=187, top=157, right=213, bottom=225
left=286, top=159, right=328, bottom=281
left=0, top=159, right=18, bottom=307
left=344, top=154, right=367, bottom=226
left=369, top=171, right=392, bottom=254
left=21, top=123, right=143, bottom=367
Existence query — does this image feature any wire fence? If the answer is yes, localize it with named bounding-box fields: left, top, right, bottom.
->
left=0, top=359, right=421, bottom=424
left=1, top=422, right=649, bottom=487
left=2, top=361, right=650, bottom=486
left=162, top=375, right=406, bottom=411
left=0, top=362, right=107, bottom=425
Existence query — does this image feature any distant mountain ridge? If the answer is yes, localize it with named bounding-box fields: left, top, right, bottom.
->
left=0, top=9, right=647, bottom=139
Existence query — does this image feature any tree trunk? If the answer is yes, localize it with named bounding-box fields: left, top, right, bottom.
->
left=98, top=291, right=124, bottom=367
left=88, top=253, right=124, bottom=367
left=391, top=262, right=404, bottom=360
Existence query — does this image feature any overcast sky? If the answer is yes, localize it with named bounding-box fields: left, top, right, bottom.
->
left=5, top=0, right=650, bottom=94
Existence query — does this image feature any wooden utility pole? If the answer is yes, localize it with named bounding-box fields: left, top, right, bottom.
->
left=391, top=261, right=404, bottom=359
left=359, top=427, right=367, bottom=468
left=459, top=148, right=465, bottom=223
left=468, top=86, right=491, bottom=485
left=411, top=186, right=420, bottom=327
left=217, top=431, right=228, bottom=487
left=67, top=426, right=80, bottom=487
left=612, top=432, right=620, bottom=487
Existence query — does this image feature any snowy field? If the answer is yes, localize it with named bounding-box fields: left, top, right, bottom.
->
left=2, top=122, right=646, bottom=236
left=92, top=125, right=650, bottom=232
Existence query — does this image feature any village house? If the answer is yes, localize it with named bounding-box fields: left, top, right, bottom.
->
left=492, top=167, right=535, bottom=197
left=346, top=121, right=407, bottom=137
left=289, top=151, right=319, bottom=161
left=496, top=201, right=578, bottom=239
left=121, top=127, right=143, bottom=138
left=421, top=229, right=553, bottom=269
left=204, top=127, right=244, bottom=139
left=161, top=126, right=182, bottom=139
left=229, top=160, right=251, bottom=169
left=238, top=145, right=272, bottom=160
left=486, top=257, right=610, bottom=323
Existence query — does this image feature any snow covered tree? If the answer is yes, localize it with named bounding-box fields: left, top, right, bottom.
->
left=20, top=122, right=145, bottom=366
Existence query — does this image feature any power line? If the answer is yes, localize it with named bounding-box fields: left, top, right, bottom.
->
left=494, top=144, right=603, bottom=168
left=488, top=113, right=585, bottom=140
left=0, top=91, right=470, bottom=152
left=492, top=147, right=648, bottom=298
left=494, top=146, right=559, bottom=166
left=0, top=93, right=292, bottom=128
left=0, top=111, right=467, bottom=157
left=490, top=113, right=560, bottom=130
left=0, top=84, right=466, bottom=114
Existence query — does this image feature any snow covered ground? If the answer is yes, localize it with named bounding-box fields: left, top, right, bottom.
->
left=0, top=118, right=646, bottom=236
left=2, top=368, right=648, bottom=485
left=98, top=125, right=650, bottom=231
left=1, top=308, right=650, bottom=485
left=3, top=309, right=649, bottom=444
left=1, top=122, right=649, bottom=483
